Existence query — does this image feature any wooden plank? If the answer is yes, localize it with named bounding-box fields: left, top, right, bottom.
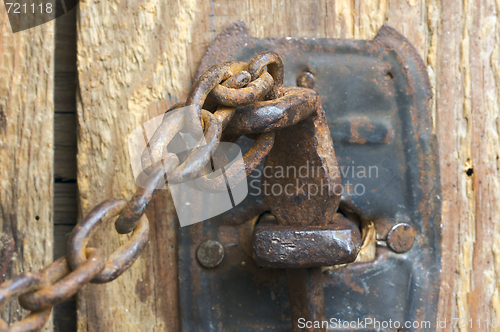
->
left=76, top=0, right=500, bottom=331
left=0, top=2, right=55, bottom=331
left=76, top=1, right=195, bottom=330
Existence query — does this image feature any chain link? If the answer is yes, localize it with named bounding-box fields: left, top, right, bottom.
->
left=0, top=51, right=320, bottom=331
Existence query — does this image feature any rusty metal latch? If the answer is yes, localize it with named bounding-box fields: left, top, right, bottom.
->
left=180, top=21, right=441, bottom=332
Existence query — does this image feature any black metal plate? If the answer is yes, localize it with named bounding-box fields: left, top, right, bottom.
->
left=178, top=22, right=441, bottom=332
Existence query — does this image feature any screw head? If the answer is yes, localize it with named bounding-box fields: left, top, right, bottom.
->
left=297, top=72, right=315, bottom=89
left=196, top=240, right=224, bottom=268
left=387, top=223, right=416, bottom=253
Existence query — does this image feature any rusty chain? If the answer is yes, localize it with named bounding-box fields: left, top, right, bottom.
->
left=0, top=51, right=321, bottom=331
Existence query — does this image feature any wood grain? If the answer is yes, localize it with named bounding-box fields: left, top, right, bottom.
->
left=76, top=0, right=500, bottom=331
left=0, top=2, right=54, bottom=331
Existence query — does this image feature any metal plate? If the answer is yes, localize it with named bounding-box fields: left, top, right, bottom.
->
left=178, top=21, right=441, bottom=331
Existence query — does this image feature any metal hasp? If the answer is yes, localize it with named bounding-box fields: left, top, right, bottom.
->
left=253, top=213, right=361, bottom=269
left=178, top=21, right=441, bottom=331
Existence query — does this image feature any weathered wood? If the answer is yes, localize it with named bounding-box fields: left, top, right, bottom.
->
left=76, top=0, right=500, bottom=331
left=76, top=1, right=192, bottom=329
left=0, top=2, right=55, bottom=331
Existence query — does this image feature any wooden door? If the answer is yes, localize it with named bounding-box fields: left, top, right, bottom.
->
left=1, top=0, right=499, bottom=331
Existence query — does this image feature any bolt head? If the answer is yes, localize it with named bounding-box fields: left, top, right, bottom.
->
left=387, top=223, right=416, bottom=253
left=196, top=240, right=224, bottom=268
left=296, top=72, right=315, bottom=89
